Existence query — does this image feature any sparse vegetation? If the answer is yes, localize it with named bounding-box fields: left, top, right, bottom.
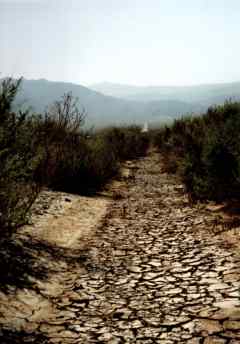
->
left=0, top=78, right=40, bottom=237
left=153, top=101, right=240, bottom=202
left=0, top=78, right=150, bottom=236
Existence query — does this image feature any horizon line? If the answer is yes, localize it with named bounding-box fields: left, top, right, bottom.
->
left=1, top=74, right=240, bottom=89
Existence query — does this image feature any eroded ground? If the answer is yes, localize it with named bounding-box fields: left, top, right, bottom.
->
left=0, top=153, right=240, bottom=343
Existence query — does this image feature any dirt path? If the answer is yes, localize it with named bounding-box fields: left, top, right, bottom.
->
left=1, top=152, right=240, bottom=343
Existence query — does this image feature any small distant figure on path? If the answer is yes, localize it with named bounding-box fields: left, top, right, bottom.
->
left=142, top=122, right=148, bottom=133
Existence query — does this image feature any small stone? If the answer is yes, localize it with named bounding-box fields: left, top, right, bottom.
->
left=115, top=277, right=129, bottom=285
left=128, top=266, right=142, bottom=273
left=57, top=330, right=79, bottom=338
left=131, top=319, right=143, bottom=328
left=143, top=272, right=160, bottom=280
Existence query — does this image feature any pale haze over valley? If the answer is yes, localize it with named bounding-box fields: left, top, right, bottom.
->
left=1, top=0, right=240, bottom=127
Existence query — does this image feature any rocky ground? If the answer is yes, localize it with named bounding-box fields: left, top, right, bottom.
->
left=0, top=152, right=240, bottom=343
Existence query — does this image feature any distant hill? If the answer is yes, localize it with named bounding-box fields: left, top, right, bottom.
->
left=91, top=81, right=240, bottom=106
left=14, top=78, right=142, bottom=128
left=10, top=78, right=203, bottom=128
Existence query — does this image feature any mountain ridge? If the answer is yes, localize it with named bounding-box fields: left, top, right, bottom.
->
left=10, top=78, right=201, bottom=128
left=90, top=81, right=240, bottom=105
left=4, top=77, right=239, bottom=128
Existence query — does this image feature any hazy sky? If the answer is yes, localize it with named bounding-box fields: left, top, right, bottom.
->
left=1, top=0, right=240, bottom=86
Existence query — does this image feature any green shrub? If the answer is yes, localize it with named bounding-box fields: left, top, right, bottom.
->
left=32, top=92, right=86, bottom=187
left=0, top=78, right=151, bottom=293
left=0, top=78, right=40, bottom=236
left=102, top=126, right=150, bottom=161
left=154, top=101, right=240, bottom=202
left=0, top=78, right=150, bottom=234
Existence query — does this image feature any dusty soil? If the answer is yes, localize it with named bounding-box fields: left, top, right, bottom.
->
left=0, top=152, right=240, bottom=343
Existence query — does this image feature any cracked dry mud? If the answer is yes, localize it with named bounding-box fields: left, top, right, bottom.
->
left=1, top=152, right=240, bottom=343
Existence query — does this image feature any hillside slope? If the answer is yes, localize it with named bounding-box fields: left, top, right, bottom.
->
left=12, top=78, right=202, bottom=128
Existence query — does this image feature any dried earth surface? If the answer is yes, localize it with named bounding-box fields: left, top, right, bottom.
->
left=0, top=152, right=240, bottom=343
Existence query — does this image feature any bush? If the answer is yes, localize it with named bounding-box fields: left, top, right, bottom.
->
left=0, top=78, right=151, bottom=293
left=102, top=126, right=150, bottom=161
left=0, top=78, right=40, bottom=236
left=32, top=92, right=86, bottom=187
left=0, top=78, right=150, bottom=234
left=52, top=125, right=150, bottom=194
left=154, top=101, right=240, bottom=202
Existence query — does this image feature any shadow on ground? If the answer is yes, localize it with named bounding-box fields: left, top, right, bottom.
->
left=0, top=236, right=88, bottom=293
left=0, top=328, right=48, bottom=344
